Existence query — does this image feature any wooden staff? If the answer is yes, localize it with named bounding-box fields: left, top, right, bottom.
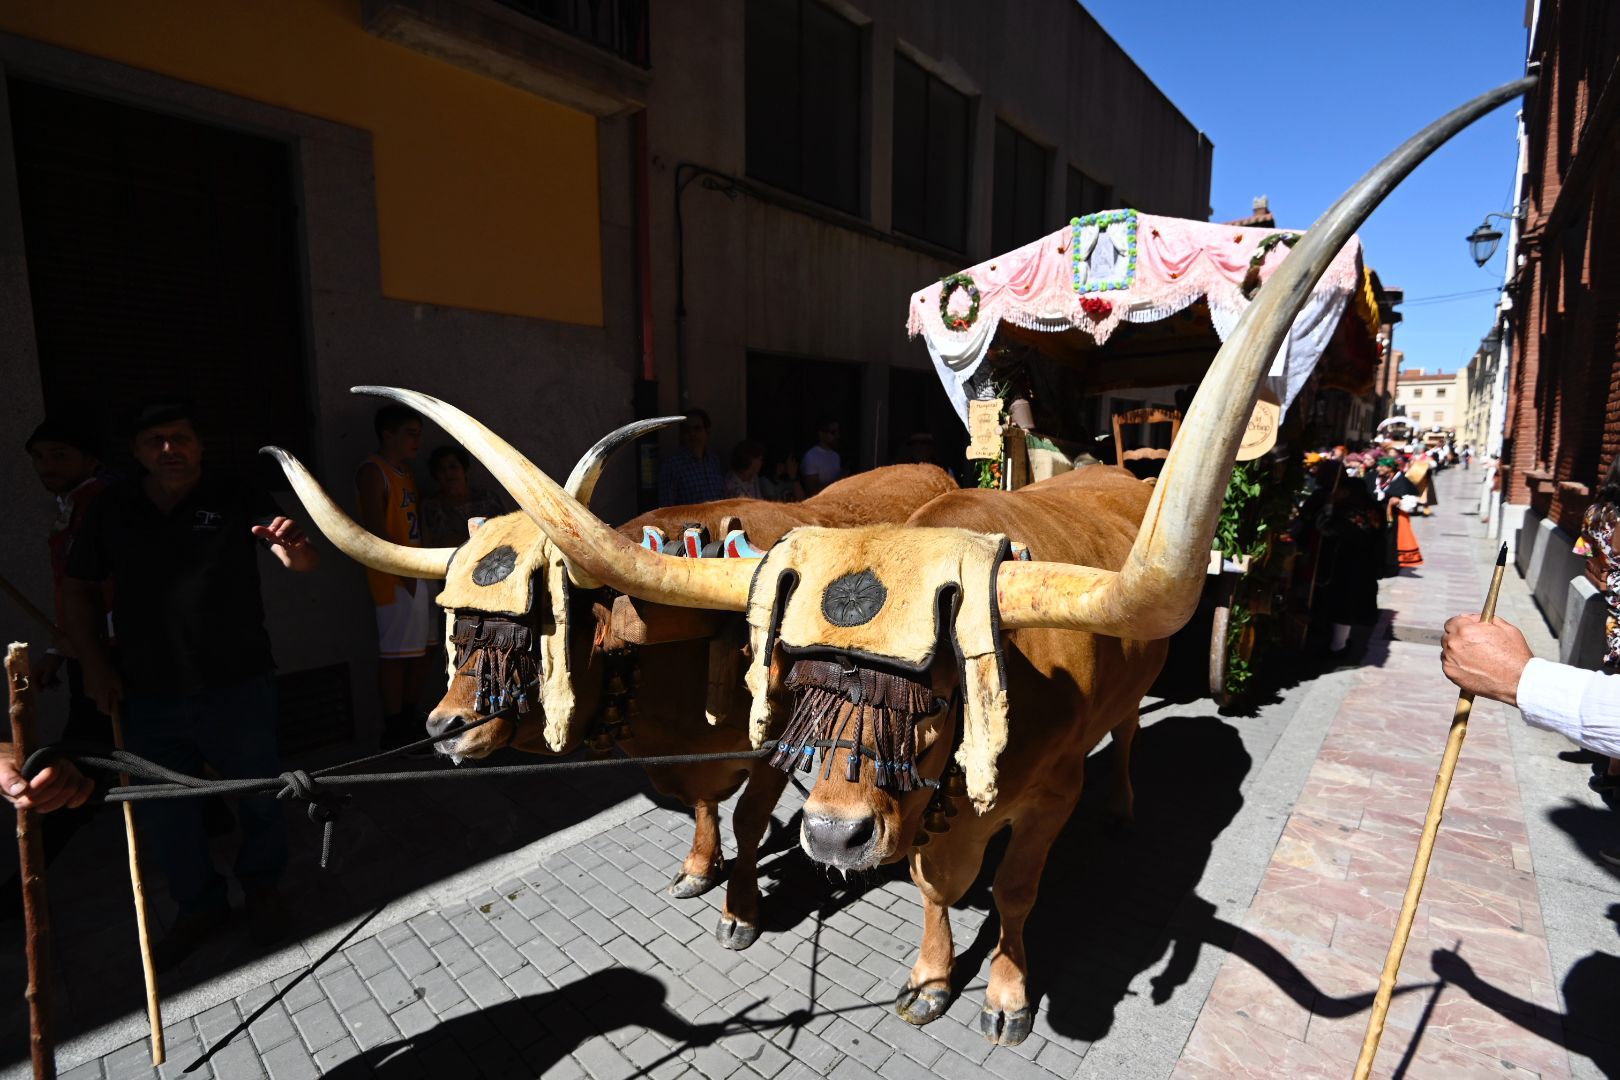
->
left=9, top=642, right=55, bottom=1080
left=0, top=577, right=164, bottom=1064
left=1353, top=542, right=1509, bottom=1079
left=110, top=702, right=163, bottom=1065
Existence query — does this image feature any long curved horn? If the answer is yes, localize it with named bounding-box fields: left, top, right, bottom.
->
left=352, top=387, right=755, bottom=611
left=999, top=75, right=1536, bottom=637
left=563, top=416, right=684, bottom=504
left=261, top=446, right=455, bottom=579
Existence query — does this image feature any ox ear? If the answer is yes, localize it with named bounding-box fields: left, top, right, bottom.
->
left=996, top=75, right=1535, bottom=639
left=261, top=446, right=455, bottom=579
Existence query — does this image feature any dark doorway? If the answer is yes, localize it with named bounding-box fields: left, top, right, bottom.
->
left=745, top=352, right=863, bottom=474
left=9, top=78, right=310, bottom=486
left=888, top=366, right=966, bottom=481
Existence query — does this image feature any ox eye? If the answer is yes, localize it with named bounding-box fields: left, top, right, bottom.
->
left=473, top=545, right=518, bottom=586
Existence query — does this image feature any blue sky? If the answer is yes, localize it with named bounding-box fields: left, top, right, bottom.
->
left=1083, top=0, right=1529, bottom=376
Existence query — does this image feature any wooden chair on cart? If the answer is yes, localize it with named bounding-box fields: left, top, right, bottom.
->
left=1111, top=407, right=1182, bottom=479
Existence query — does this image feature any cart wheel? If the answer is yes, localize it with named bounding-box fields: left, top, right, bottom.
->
left=1209, top=601, right=1232, bottom=705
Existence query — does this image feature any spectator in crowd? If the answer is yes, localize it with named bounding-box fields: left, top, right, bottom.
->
left=1441, top=612, right=1620, bottom=866
left=55, top=400, right=318, bottom=966
left=0, top=421, right=114, bottom=911
left=658, top=409, right=725, bottom=506
left=725, top=440, right=765, bottom=500
left=1574, top=456, right=1620, bottom=793
left=420, top=445, right=507, bottom=547
left=801, top=418, right=843, bottom=496
left=1302, top=459, right=1386, bottom=657
left=357, top=405, right=435, bottom=755
left=759, top=451, right=804, bottom=503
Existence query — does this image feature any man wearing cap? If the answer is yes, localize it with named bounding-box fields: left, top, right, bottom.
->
left=52, top=401, right=318, bottom=967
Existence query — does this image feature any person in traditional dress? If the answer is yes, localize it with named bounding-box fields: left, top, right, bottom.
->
left=1574, top=456, right=1620, bottom=792
left=1366, top=455, right=1422, bottom=569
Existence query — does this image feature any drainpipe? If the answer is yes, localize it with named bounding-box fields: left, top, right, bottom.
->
left=673, top=163, right=741, bottom=411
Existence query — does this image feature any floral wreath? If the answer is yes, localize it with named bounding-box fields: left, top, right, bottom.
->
left=1240, top=232, right=1301, bottom=300
left=939, top=273, right=980, bottom=332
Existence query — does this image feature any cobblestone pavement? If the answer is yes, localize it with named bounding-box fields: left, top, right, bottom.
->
left=14, top=468, right=1616, bottom=1079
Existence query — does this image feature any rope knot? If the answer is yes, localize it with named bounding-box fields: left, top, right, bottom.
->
left=277, top=770, right=347, bottom=868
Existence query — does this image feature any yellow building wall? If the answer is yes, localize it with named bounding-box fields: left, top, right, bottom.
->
left=1, top=0, right=603, bottom=325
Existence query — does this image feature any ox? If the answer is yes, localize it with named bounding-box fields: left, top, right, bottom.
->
left=268, top=429, right=952, bottom=950
left=342, top=80, right=1529, bottom=1044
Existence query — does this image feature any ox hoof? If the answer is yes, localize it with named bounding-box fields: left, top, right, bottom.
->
left=714, top=913, right=759, bottom=951
left=668, top=871, right=718, bottom=899
left=979, top=1005, right=1034, bottom=1046
left=894, top=985, right=950, bottom=1026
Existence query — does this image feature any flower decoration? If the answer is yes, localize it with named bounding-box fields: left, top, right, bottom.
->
left=1070, top=209, right=1138, bottom=294
left=939, top=273, right=981, bottom=332
left=1080, top=296, right=1113, bottom=320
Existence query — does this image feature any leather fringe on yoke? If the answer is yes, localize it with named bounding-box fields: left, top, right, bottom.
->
left=769, top=659, right=937, bottom=791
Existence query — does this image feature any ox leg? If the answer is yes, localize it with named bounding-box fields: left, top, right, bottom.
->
left=1104, top=709, right=1139, bottom=831
left=716, top=763, right=790, bottom=951
left=669, top=798, right=725, bottom=899
left=896, top=841, right=984, bottom=1026
left=980, top=809, right=1069, bottom=1046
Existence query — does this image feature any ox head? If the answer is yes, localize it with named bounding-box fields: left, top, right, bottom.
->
left=263, top=416, right=680, bottom=762
left=341, top=78, right=1533, bottom=865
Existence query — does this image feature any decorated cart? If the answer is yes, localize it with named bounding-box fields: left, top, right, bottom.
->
left=908, top=209, right=1384, bottom=704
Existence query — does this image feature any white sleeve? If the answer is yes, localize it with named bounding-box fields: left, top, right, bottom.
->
left=1515, top=657, right=1620, bottom=758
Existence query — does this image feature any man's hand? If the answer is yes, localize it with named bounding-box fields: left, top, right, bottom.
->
left=1441, top=613, right=1533, bottom=706
left=83, top=655, right=123, bottom=715
left=1, top=754, right=93, bottom=813
left=253, top=516, right=320, bottom=572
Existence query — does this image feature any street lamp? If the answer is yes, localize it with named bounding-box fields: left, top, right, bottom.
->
left=1467, top=221, right=1504, bottom=266
left=1466, top=202, right=1526, bottom=267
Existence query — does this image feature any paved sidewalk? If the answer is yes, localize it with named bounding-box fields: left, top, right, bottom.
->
left=1174, top=469, right=1620, bottom=1078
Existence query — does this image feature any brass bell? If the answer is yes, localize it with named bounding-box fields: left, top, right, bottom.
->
left=912, top=829, right=930, bottom=848
left=603, top=704, right=622, bottom=725
left=586, top=729, right=614, bottom=754
left=607, top=675, right=627, bottom=697
left=625, top=699, right=641, bottom=719
left=943, top=766, right=968, bottom=800
left=924, top=803, right=950, bottom=834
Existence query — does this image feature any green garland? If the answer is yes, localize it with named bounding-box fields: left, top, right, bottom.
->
left=939, top=273, right=981, bottom=331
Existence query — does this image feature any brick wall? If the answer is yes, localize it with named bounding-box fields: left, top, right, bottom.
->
left=1501, top=0, right=1620, bottom=532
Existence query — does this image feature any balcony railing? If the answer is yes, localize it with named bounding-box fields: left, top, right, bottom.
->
left=497, top=0, right=650, bottom=67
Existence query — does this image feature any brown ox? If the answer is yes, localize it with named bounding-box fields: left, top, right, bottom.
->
left=269, top=435, right=951, bottom=950
left=342, top=80, right=1531, bottom=1044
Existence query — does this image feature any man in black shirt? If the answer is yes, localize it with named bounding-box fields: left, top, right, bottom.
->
left=63, top=401, right=319, bottom=968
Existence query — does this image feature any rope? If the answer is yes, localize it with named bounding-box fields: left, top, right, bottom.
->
left=19, top=706, right=780, bottom=870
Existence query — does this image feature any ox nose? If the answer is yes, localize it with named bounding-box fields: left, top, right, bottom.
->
left=425, top=712, right=468, bottom=741
left=802, top=813, right=876, bottom=867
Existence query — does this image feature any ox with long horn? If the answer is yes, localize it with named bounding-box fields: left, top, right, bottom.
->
left=370, top=78, right=1537, bottom=1045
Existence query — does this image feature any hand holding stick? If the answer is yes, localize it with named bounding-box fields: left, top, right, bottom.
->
left=1353, top=543, right=1509, bottom=1079
left=9, top=643, right=56, bottom=1080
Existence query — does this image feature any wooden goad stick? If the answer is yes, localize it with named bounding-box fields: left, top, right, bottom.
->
left=8, top=643, right=55, bottom=1080
left=1353, top=542, right=1509, bottom=1079
left=0, top=575, right=164, bottom=1065
left=112, top=702, right=164, bottom=1066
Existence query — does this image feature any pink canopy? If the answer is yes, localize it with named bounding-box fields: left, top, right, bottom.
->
left=907, top=210, right=1372, bottom=422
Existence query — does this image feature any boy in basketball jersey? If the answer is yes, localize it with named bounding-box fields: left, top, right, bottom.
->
left=357, top=405, right=433, bottom=752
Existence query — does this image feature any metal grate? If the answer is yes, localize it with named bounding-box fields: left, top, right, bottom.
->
left=276, top=663, right=355, bottom=755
